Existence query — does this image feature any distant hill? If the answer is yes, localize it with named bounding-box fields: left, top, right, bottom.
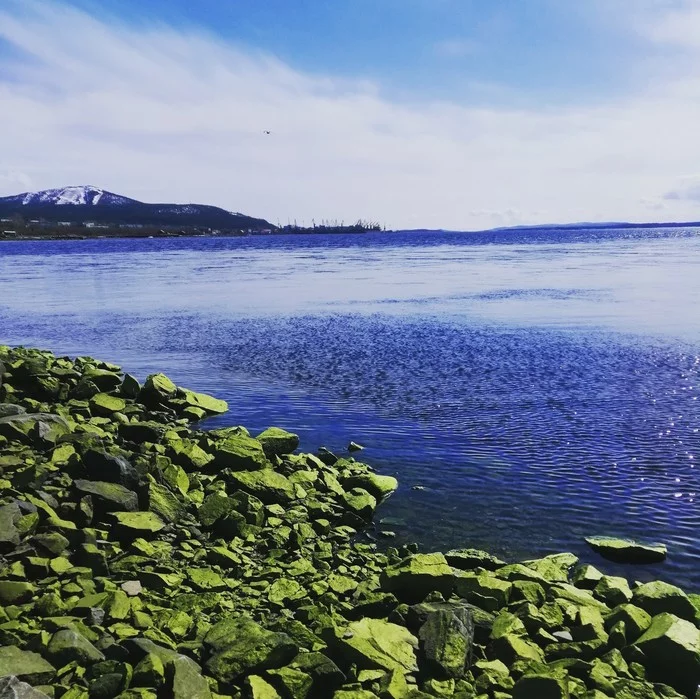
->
left=0, top=185, right=274, bottom=230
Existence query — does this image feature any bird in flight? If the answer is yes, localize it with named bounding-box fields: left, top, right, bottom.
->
left=263, top=130, right=271, bottom=135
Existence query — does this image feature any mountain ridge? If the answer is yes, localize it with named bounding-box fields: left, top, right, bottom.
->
left=0, top=185, right=273, bottom=230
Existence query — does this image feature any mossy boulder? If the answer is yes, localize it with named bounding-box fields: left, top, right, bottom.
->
left=90, top=392, right=127, bottom=416
left=418, top=605, right=474, bottom=679
left=181, top=389, right=228, bottom=416
left=46, top=628, right=106, bottom=665
left=338, top=618, right=418, bottom=674
left=632, top=581, right=698, bottom=622
left=228, top=469, right=296, bottom=505
left=213, top=433, right=268, bottom=471
left=138, top=373, right=177, bottom=408
left=381, top=553, right=455, bottom=603
left=204, top=616, right=298, bottom=684
left=82, top=449, right=140, bottom=490
left=256, top=427, right=300, bottom=457
left=0, top=646, right=56, bottom=684
left=74, top=479, right=139, bottom=512
left=342, top=472, right=398, bottom=503
left=110, top=511, right=166, bottom=536
left=635, top=612, right=700, bottom=696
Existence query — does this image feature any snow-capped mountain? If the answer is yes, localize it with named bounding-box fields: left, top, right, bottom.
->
left=0, top=185, right=273, bottom=229
left=6, top=185, right=138, bottom=207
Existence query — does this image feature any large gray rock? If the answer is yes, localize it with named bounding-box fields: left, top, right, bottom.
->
left=0, top=676, right=51, bottom=699
left=82, top=449, right=140, bottom=490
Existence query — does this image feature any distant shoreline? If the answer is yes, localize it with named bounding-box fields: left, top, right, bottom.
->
left=2, top=219, right=700, bottom=242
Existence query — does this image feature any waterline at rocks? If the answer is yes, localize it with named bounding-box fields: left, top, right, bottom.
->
left=0, top=345, right=699, bottom=698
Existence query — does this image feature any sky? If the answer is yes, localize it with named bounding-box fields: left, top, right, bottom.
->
left=1, top=0, right=700, bottom=230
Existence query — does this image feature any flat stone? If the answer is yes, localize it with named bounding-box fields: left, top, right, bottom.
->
left=74, top=479, right=139, bottom=512
left=110, top=511, right=166, bottom=534
left=89, top=392, right=127, bottom=416
left=444, top=548, right=506, bottom=572
left=228, top=469, right=295, bottom=505
left=585, top=536, right=667, bottom=564
left=0, top=646, right=56, bottom=684
left=121, top=580, right=143, bottom=596
left=340, top=618, right=418, bottom=674
left=181, top=389, right=228, bottom=416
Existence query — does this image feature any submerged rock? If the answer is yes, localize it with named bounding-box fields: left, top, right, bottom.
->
left=585, top=536, right=667, bottom=564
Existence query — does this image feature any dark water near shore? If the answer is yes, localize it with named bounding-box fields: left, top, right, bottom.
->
left=1, top=227, right=699, bottom=588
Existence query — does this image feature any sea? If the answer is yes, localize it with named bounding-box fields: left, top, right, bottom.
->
left=1, top=226, right=699, bottom=589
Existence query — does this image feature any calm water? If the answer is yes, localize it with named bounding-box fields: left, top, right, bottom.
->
left=1, top=227, right=699, bottom=589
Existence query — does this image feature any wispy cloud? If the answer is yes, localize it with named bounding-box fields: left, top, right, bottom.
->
left=434, top=38, right=480, bottom=58
left=664, top=176, right=700, bottom=203
left=0, top=1, right=699, bottom=229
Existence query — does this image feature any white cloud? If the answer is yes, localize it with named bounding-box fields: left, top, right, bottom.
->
left=0, top=1, right=700, bottom=229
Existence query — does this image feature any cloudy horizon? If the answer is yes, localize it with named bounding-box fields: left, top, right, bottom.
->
left=1, top=0, right=700, bottom=230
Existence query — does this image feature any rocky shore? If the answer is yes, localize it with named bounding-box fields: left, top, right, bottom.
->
left=0, top=345, right=699, bottom=699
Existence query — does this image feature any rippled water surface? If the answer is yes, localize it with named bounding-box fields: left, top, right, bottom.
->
left=1, top=227, right=699, bottom=588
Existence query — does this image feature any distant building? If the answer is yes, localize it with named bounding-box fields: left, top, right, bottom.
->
left=57, top=222, right=72, bottom=227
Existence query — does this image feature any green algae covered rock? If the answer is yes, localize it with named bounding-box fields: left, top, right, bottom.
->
left=339, top=618, right=418, bottom=674
left=0, top=646, right=56, bottom=684
left=181, top=389, right=228, bottom=416
left=204, top=616, right=298, bottom=683
left=90, top=392, right=127, bottom=416
left=445, top=548, right=505, bottom=572
left=634, top=612, right=700, bottom=696
left=110, top=511, right=166, bottom=535
left=244, top=674, right=282, bottom=698
left=46, top=629, right=105, bottom=665
left=381, top=553, right=454, bottom=603
left=74, top=479, right=139, bottom=512
left=418, top=605, right=474, bottom=679
left=632, top=580, right=698, bottom=622
left=585, top=536, right=667, bottom=563
left=228, top=469, right=296, bottom=505
left=138, top=373, right=177, bottom=407
left=256, top=427, right=300, bottom=456
left=342, top=472, right=398, bottom=503
left=213, top=432, right=269, bottom=471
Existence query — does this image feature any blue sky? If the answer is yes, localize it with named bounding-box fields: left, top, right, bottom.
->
left=1, top=0, right=700, bottom=229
